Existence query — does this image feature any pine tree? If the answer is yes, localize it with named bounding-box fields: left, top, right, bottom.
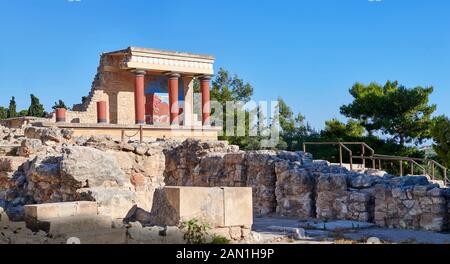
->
left=27, top=94, right=46, bottom=117
left=7, top=96, right=17, bottom=118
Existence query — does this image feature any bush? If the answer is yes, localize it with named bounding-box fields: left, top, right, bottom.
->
left=180, top=218, right=211, bottom=244
left=210, top=235, right=231, bottom=244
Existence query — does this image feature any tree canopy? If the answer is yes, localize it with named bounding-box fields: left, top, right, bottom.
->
left=52, top=100, right=69, bottom=110
left=276, top=97, right=315, bottom=150
left=430, top=115, right=450, bottom=167
left=210, top=68, right=253, bottom=104
left=27, top=94, right=46, bottom=117
left=340, top=81, right=436, bottom=145
left=0, top=106, right=7, bottom=119
left=7, top=96, right=17, bottom=118
left=209, top=68, right=254, bottom=148
left=321, top=119, right=365, bottom=139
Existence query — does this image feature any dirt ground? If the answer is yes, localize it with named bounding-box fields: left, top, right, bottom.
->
left=252, top=217, right=450, bottom=244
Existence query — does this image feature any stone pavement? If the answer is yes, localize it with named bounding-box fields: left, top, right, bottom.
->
left=253, top=217, right=450, bottom=244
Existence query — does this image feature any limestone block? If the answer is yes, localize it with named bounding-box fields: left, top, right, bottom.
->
left=223, top=187, right=253, bottom=227
left=150, top=187, right=253, bottom=228
left=30, top=215, right=113, bottom=235
left=24, top=201, right=98, bottom=221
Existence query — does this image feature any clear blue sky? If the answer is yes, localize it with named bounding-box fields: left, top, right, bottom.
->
left=0, top=0, right=449, bottom=129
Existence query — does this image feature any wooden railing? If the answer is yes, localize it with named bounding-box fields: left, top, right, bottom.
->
left=303, top=141, right=448, bottom=185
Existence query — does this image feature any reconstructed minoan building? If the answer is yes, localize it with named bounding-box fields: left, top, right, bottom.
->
left=44, top=47, right=221, bottom=140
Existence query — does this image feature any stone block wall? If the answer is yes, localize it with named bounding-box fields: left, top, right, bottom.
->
left=374, top=183, right=448, bottom=231
left=274, top=160, right=314, bottom=218
left=69, top=63, right=135, bottom=125
left=163, top=139, right=450, bottom=232
left=1, top=126, right=449, bottom=233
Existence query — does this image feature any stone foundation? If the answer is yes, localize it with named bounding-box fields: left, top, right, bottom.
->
left=1, top=125, right=449, bottom=233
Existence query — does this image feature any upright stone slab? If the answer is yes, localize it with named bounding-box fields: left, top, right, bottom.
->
left=223, top=187, right=253, bottom=227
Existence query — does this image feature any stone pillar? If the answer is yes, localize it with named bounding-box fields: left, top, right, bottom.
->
left=134, top=70, right=146, bottom=124
left=168, top=73, right=181, bottom=125
left=182, top=76, right=194, bottom=127
left=97, top=101, right=107, bottom=124
left=55, top=108, right=66, bottom=123
left=200, top=76, right=212, bottom=125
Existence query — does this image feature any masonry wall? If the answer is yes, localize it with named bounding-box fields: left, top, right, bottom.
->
left=164, top=140, right=450, bottom=232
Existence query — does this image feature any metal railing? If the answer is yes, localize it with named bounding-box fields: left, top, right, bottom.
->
left=303, top=141, right=449, bottom=185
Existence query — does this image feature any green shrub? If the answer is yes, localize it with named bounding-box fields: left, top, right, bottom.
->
left=180, top=218, right=211, bottom=244
left=210, top=235, right=231, bottom=244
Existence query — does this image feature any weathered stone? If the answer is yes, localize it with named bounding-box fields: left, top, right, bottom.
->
left=24, top=126, right=63, bottom=143
left=0, top=156, right=28, bottom=172
left=83, top=187, right=136, bottom=219
left=0, top=207, right=9, bottom=225
left=124, top=205, right=152, bottom=224
left=130, top=173, right=146, bottom=188
left=413, top=185, right=428, bottom=196
left=420, top=214, right=445, bottom=232
left=366, top=237, right=382, bottom=244
left=17, top=139, right=43, bottom=157
left=350, top=174, right=379, bottom=189
left=427, top=188, right=443, bottom=197
left=275, top=166, right=314, bottom=218
left=134, top=145, right=147, bottom=156
left=60, top=146, right=127, bottom=188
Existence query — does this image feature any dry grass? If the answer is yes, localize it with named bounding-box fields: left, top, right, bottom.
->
left=334, top=239, right=358, bottom=244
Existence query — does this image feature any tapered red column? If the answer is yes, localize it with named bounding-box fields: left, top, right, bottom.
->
left=200, top=76, right=212, bottom=125
left=134, top=70, right=146, bottom=124
left=97, top=101, right=107, bottom=124
left=168, top=73, right=181, bottom=125
left=55, top=108, right=66, bottom=123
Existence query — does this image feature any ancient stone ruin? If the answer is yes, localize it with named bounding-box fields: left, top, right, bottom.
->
left=1, top=124, right=450, bottom=244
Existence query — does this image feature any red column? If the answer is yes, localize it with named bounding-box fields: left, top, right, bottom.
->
left=200, top=76, right=212, bottom=125
left=168, top=73, right=181, bottom=125
left=55, top=108, right=66, bottom=123
left=134, top=70, right=146, bottom=124
left=97, top=101, right=107, bottom=123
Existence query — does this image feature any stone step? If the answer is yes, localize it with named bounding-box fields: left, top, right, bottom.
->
left=28, top=215, right=113, bottom=235
left=24, top=201, right=98, bottom=221
left=65, top=228, right=126, bottom=244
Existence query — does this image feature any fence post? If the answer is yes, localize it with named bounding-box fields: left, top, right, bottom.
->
left=432, top=162, right=435, bottom=180
left=121, top=130, right=125, bottom=145
left=339, top=144, right=343, bottom=167
left=378, top=159, right=382, bottom=170
left=349, top=151, right=353, bottom=171
left=361, top=144, right=365, bottom=169
left=445, top=169, right=447, bottom=186
left=139, top=125, right=143, bottom=144
left=410, top=160, right=414, bottom=175
left=399, top=160, right=403, bottom=176
left=303, top=143, right=306, bottom=153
